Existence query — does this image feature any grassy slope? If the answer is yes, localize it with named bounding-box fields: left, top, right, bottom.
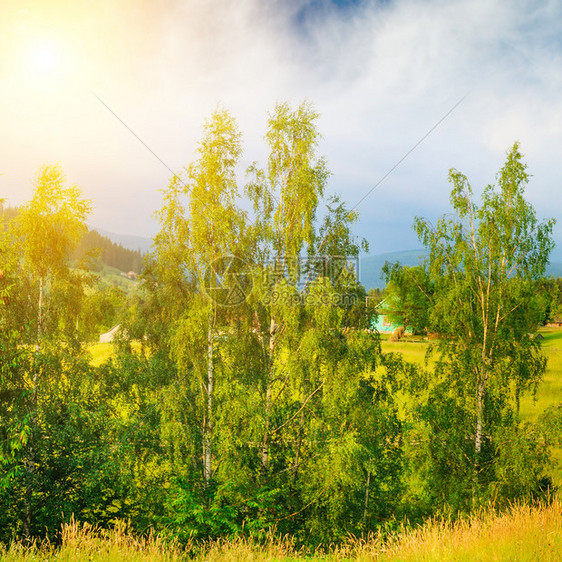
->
left=520, top=327, right=562, bottom=485
left=88, top=341, right=144, bottom=366
left=89, top=342, right=115, bottom=367
left=519, top=327, right=562, bottom=420
left=380, top=329, right=562, bottom=420
left=380, top=328, right=562, bottom=486
left=94, top=264, right=139, bottom=293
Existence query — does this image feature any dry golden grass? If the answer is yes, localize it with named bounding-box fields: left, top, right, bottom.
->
left=338, top=498, right=562, bottom=561
left=2, top=500, right=561, bottom=561
left=0, top=519, right=185, bottom=561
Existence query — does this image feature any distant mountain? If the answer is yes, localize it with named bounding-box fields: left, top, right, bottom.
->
left=359, top=249, right=562, bottom=290
left=94, top=228, right=153, bottom=254
left=546, top=261, right=562, bottom=278
left=359, top=249, right=429, bottom=290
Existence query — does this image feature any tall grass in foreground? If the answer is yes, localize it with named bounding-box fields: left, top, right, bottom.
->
left=2, top=499, right=560, bottom=561
left=344, top=499, right=562, bottom=561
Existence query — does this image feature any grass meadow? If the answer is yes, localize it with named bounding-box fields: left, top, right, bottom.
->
left=520, top=327, right=562, bottom=485
left=380, top=327, right=562, bottom=486
left=89, top=341, right=116, bottom=367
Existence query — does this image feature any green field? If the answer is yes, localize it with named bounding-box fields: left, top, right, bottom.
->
left=380, top=328, right=562, bottom=420
left=519, top=327, right=562, bottom=421
left=381, top=327, right=562, bottom=485
left=88, top=342, right=115, bottom=366
left=522, top=328, right=562, bottom=485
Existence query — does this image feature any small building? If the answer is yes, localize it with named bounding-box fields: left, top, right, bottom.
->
left=546, top=316, right=562, bottom=327
left=370, top=313, right=413, bottom=334
left=369, top=298, right=413, bottom=334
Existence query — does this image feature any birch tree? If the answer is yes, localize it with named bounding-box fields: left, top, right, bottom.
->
left=414, top=142, right=554, bottom=503
left=245, top=101, right=330, bottom=473
left=154, top=108, right=244, bottom=487
left=12, top=164, right=91, bottom=536
left=17, top=165, right=91, bottom=343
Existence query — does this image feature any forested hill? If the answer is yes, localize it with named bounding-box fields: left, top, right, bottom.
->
left=74, top=229, right=144, bottom=273
left=1, top=206, right=144, bottom=273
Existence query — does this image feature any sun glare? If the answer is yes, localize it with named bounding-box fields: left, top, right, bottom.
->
left=24, top=38, right=64, bottom=82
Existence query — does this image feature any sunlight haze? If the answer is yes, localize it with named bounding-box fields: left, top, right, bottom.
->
left=1, top=0, right=562, bottom=255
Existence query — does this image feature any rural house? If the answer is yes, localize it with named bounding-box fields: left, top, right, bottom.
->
left=369, top=298, right=414, bottom=334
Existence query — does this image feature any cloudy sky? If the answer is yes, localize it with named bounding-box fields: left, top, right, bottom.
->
left=1, top=0, right=561, bottom=256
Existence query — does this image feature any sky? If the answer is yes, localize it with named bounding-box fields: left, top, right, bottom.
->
left=1, top=0, right=562, bottom=256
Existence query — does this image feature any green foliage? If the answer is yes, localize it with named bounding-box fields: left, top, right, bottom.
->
left=382, top=263, right=432, bottom=332
left=539, top=403, right=562, bottom=447
left=538, top=277, right=562, bottom=324
left=16, top=165, right=91, bottom=281
left=80, top=284, right=126, bottom=340
left=137, top=102, right=404, bottom=545
left=406, top=142, right=555, bottom=509
left=0, top=165, right=94, bottom=538
left=247, top=101, right=329, bottom=262
left=2, top=124, right=560, bottom=552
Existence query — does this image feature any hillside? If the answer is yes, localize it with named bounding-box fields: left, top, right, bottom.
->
left=360, top=249, right=562, bottom=290
left=360, top=249, right=429, bottom=289
left=1, top=206, right=144, bottom=274
left=75, top=229, right=144, bottom=273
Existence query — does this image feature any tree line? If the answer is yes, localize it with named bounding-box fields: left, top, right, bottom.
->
left=0, top=103, right=560, bottom=546
left=1, top=206, right=144, bottom=274
left=75, top=229, right=144, bottom=274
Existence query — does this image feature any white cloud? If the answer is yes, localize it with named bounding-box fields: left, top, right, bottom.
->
left=1, top=0, right=561, bottom=253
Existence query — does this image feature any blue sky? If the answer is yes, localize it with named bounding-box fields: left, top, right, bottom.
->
left=1, top=0, right=562, bottom=256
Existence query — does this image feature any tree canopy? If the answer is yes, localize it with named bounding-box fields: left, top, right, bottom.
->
left=409, top=142, right=555, bottom=506
left=0, top=127, right=559, bottom=548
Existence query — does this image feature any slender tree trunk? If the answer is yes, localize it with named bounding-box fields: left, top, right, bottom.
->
left=260, top=318, right=276, bottom=472
left=473, top=374, right=486, bottom=502
left=24, top=276, right=44, bottom=537
left=292, top=384, right=308, bottom=484
left=23, top=475, right=32, bottom=538
left=475, top=383, right=484, bottom=457
left=203, top=325, right=214, bottom=486
left=475, top=365, right=489, bottom=458
left=261, top=383, right=272, bottom=471
left=292, top=412, right=304, bottom=485
left=362, top=470, right=371, bottom=535
left=37, top=276, right=43, bottom=345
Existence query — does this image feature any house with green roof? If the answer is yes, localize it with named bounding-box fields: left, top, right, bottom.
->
left=369, top=297, right=414, bottom=334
